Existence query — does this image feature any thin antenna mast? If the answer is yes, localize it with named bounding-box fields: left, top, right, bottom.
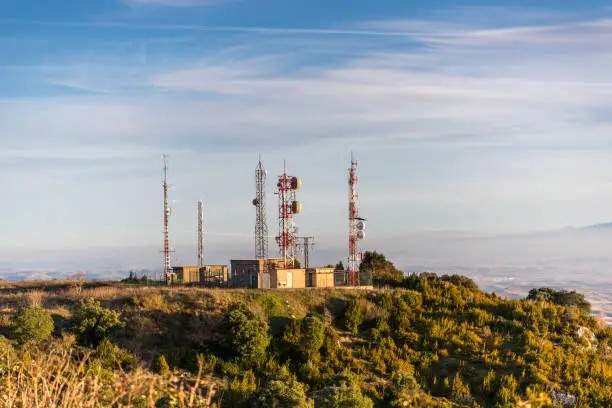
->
left=296, top=236, right=315, bottom=269
left=198, top=200, right=204, bottom=266
left=162, top=154, right=172, bottom=284
left=253, top=155, right=268, bottom=259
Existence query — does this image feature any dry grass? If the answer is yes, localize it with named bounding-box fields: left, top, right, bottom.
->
left=0, top=341, right=219, bottom=408
left=357, top=298, right=389, bottom=321
left=25, top=290, right=47, bottom=308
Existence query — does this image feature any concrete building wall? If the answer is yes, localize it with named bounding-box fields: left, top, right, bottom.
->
left=231, top=258, right=290, bottom=288
left=270, top=268, right=280, bottom=288
left=307, top=268, right=335, bottom=288
left=293, top=268, right=306, bottom=288
left=258, top=272, right=270, bottom=289
left=271, top=268, right=306, bottom=289
left=230, top=259, right=262, bottom=288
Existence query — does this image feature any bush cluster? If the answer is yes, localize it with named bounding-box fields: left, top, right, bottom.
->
left=0, top=268, right=609, bottom=407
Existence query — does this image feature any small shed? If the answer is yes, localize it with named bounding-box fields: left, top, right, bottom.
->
left=271, top=268, right=306, bottom=289
left=230, top=259, right=264, bottom=288
left=230, top=258, right=285, bottom=288
left=307, top=267, right=335, bottom=288
left=200, top=265, right=228, bottom=285
left=172, top=266, right=201, bottom=284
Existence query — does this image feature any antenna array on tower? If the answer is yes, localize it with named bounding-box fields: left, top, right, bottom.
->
left=348, top=153, right=365, bottom=286
left=275, top=161, right=302, bottom=269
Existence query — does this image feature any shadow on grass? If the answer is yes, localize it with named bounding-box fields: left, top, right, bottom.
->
left=52, top=313, right=70, bottom=336
left=270, top=316, right=291, bottom=335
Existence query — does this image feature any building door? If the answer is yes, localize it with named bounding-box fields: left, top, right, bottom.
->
left=260, top=273, right=270, bottom=289
left=286, top=271, right=293, bottom=288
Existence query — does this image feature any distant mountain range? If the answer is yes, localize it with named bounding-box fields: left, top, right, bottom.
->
left=582, top=222, right=612, bottom=229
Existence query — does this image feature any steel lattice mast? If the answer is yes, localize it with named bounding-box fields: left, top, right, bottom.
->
left=162, top=154, right=171, bottom=284
left=296, top=236, right=315, bottom=269
left=348, top=153, right=364, bottom=286
left=253, top=156, right=268, bottom=259
left=276, top=161, right=301, bottom=268
left=198, top=200, right=204, bottom=266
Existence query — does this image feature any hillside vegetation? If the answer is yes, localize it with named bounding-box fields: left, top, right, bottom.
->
left=0, top=272, right=610, bottom=407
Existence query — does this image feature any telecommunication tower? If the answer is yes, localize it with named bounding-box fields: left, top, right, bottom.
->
left=198, top=200, right=204, bottom=266
left=296, top=236, right=315, bottom=269
left=275, top=161, right=302, bottom=269
left=162, top=154, right=172, bottom=284
left=348, top=153, right=366, bottom=286
left=253, top=156, right=268, bottom=259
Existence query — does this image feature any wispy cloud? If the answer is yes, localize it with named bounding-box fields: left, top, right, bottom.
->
left=1, top=19, right=422, bottom=37
left=365, top=17, right=612, bottom=47
left=122, top=0, right=223, bottom=7
left=3, top=5, right=612, bottom=251
left=5, top=13, right=612, bottom=158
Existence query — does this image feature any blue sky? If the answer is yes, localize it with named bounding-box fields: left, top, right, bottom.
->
left=2, top=0, right=612, bottom=268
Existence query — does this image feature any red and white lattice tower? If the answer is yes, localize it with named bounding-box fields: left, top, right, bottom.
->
left=276, top=161, right=302, bottom=269
left=348, top=153, right=365, bottom=286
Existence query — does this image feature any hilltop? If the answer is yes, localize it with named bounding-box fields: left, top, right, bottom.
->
left=0, top=274, right=610, bottom=407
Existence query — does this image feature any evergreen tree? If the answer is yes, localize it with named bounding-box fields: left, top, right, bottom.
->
left=360, top=251, right=403, bottom=284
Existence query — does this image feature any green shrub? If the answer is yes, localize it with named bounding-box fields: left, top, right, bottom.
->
left=0, top=335, right=16, bottom=367
left=199, top=353, right=218, bottom=374
left=527, top=288, right=591, bottom=313
left=223, top=370, right=258, bottom=407
left=256, top=293, right=287, bottom=317
left=219, top=360, right=241, bottom=377
left=299, top=360, right=320, bottom=383
left=300, top=314, right=325, bottom=356
left=164, top=347, right=199, bottom=371
left=12, top=306, right=54, bottom=344
left=317, top=377, right=373, bottom=408
left=153, top=354, right=170, bottom=375
left=375, top=292, right=394, bottom=311
left=495, top=375, right=520, bottom=407
left=440, top=274, right=478, bottom=290
left=71, top=298, right=124, bottom=346
left=344, top=300, right=364, bottom=336
left=94, top=338, right=134, bottom=369
left=389, top=369, right=421, bottom=405
left=283, top=317, right=301, bottom=346
left=449, top=373, right=471, bottom=402
left=400, top=291, right=422, bottom=310
left=255, top=366, right=312, bottom=408
left=221, top=303, right=270, bottom=366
